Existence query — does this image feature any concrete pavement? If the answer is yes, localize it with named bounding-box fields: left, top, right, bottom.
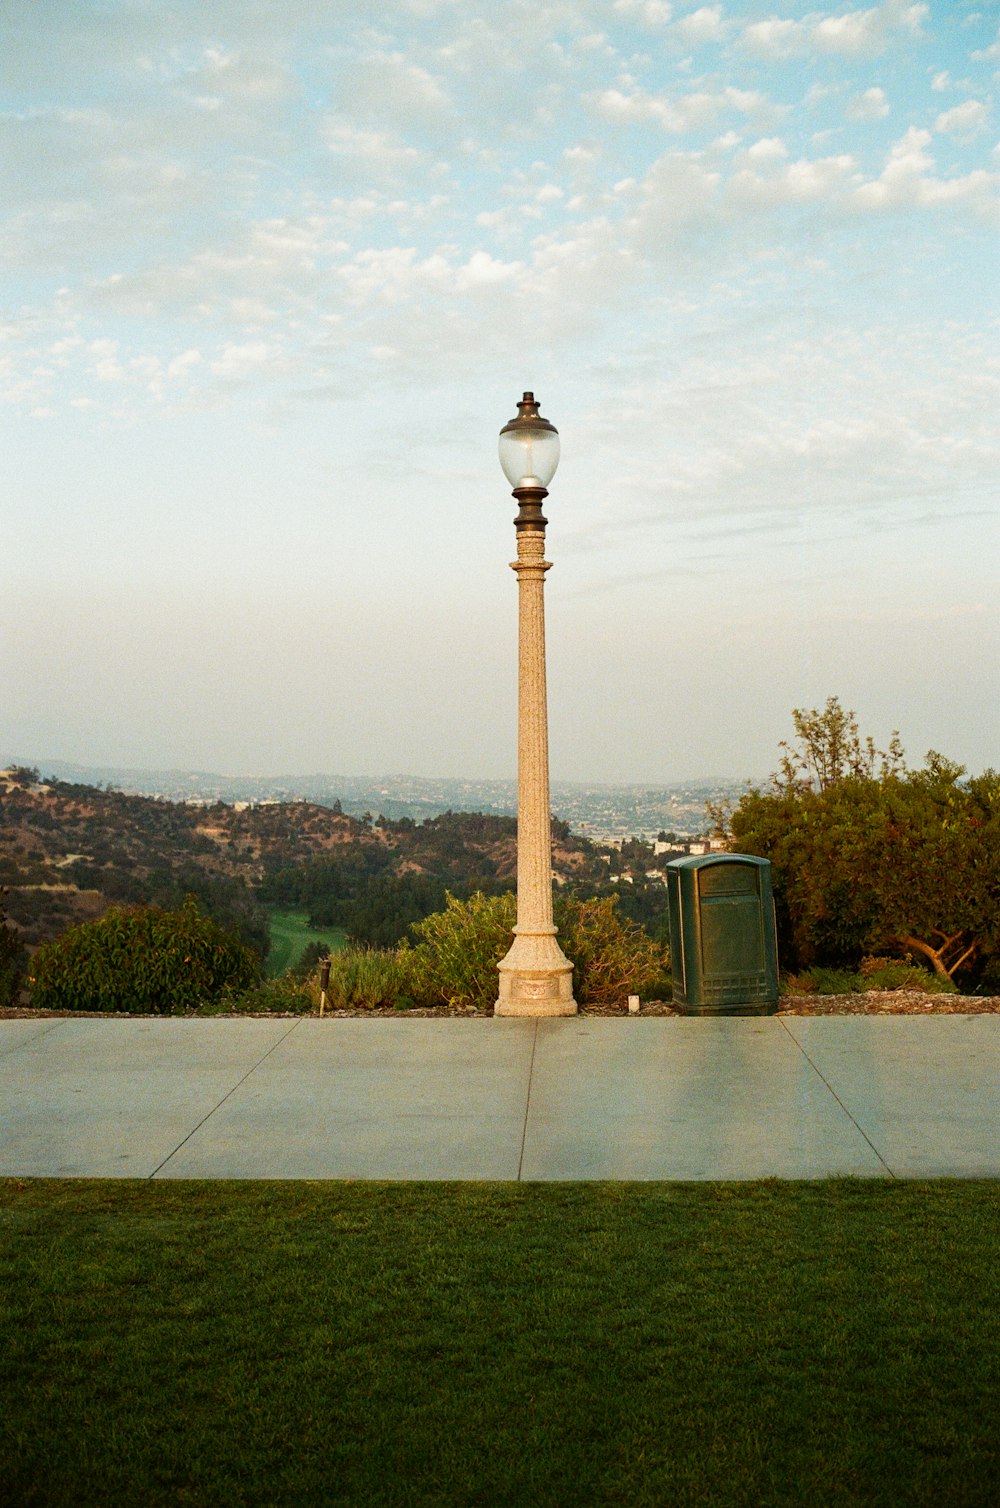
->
left=2, top=1014, right=998, bottom=1180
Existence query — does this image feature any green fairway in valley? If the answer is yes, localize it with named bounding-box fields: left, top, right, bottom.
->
left=266, top=908, right=345, bottom=976
left=2, top=1179, right=1000, bottom=1506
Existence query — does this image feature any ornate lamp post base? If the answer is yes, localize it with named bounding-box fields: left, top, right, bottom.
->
left=496, top=929, right=576, bottom=1016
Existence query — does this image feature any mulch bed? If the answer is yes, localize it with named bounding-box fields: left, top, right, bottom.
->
left=2, top=994, right=999, bottom=1020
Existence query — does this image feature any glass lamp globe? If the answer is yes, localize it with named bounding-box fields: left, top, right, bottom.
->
left=498, top=391, right=560, bottom=490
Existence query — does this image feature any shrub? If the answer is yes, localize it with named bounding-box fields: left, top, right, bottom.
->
left=809, top=968, right=863, bottom=995
left=28, top=899, right=260, bottom=1014
left=858, top=956, right=957, bottom=994
left=782, top=962, right=958, bottom=996
left=322, top=947, right=408, bottom=1011
left=212, top=975, right=315, bottom=1015
left=0, top=892, right=26, bottom=1008
left=555, top=894, right=670, bottom=1007
left=401, top=891, right=670, bottom=1013
left=401, top=893, right=515, bottom=1012
left=291, top=939, right=333, bottom=978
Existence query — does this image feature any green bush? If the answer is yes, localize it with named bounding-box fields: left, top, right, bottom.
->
left=291, top=939, right=334, bottom=978
left=401, top=892, right=516, bottom=1012
left=212, top=975, right=315, bottom=1015
left=0, top=893, right=26, bottom=1008
left=859, top=958, right=957, bottom=994
left=555, top=894, right=670, bottom=1006
left=782, top=960, right=958, bottom=997
left=28, top=899, right=260, bottom=1014
left=810, top=967, right=865, bottom=995
left=322, top=947, right=408, bottom=1011
left=401, top=891, right=670, bottom=1013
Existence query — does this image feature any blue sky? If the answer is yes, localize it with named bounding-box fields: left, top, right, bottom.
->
left=3, top=0, right=998, bottom=783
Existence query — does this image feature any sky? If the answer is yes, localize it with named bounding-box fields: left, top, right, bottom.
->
left=2, top=0, right=998, bottom=785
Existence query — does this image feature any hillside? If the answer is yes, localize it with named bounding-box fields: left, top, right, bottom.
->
left=0, top=769, right=611, bottom=954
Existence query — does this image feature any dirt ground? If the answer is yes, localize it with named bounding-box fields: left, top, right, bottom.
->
left=2, top=993, right=999, bottom=1020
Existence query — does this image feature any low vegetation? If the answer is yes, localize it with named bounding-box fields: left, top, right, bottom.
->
left=321, top=946, right=411, bottom=1011
left=0, top=891, right=25, bottom=1008
left=27, top=899, right=259, bottom=1014
left=784, top=956, right=959, bottom=996
left=399, top=891, right=669, bottom=1012
left=3, top=1179, right=1000, bottom=1506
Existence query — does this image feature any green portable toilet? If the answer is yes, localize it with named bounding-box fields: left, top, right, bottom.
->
left=665, top=854, right=779, bottom=1016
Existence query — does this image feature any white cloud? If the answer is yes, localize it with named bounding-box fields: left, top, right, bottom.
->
left=593, top=82, right=784, bottom=133
left=208, top=342, right=276, bottom=380
left=852, top=126, right=999, bottom=214
left=88, top=339, right=125, bottom=383
left=629, top=150, right=722, bottom=250
left=185, top=47, right=296, bottom=104
left=745, top=137, right=788, bottom=161
left=337, top=245, right=523, bottom=307
left=166, top=349, right=203, bottom=379
left=323, top=121, right=425, bottom=183
left=613, top=0, right=673, bottom=26
left=742, top=2, right=928, bottom=59
left=741, top=18, right=801, bottom=59
left=931, top=70, right=951, bottom=92
left=727, top=151, right=857, bottom=208
left=673, top=6, right=726, bottom=44
left=935, top=100, right=989, bottom=142
left=335, top=50, right=453, bottom=135
left=846, top=86, right=890, bottom=122
left=970, top=27, right=1000, bottom=62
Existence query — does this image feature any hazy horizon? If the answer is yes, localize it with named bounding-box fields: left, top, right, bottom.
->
left=4, top=1, right=998, bottom=783
left=2, top=754, right=755, bottom=791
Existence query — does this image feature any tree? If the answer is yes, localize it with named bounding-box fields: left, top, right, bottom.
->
left=7, top=766, right=40, bottom=788
left=715, top=701, right=1000, bottom=981
left=772, top=696, right=906, bottom=793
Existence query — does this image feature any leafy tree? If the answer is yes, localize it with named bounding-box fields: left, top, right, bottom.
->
left=7, top=766, right=40, bottom=787
left=773, top=696, right=905, bottom=793
left=291, top=939, right=332, bottom=978
left=715, top=700, right=1000, bottom=981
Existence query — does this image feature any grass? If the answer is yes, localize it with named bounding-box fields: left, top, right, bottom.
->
left=3, top=1179, right=1000, bottom=1505
left=266, top=908, right=346, bottom=977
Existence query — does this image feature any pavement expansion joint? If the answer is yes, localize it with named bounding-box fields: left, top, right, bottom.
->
left=778, top=1017, right=895, bottom=1178
left=148, top=1018, right=305, bottom=1179
left=0, top=1019, right=67, bottom=1059
left=516, top=1020, right=539, bottom=1183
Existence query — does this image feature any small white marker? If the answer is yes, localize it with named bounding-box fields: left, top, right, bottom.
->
left=628, top=995, right=640, bottom=1014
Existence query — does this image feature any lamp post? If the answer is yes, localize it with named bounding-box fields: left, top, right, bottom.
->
left=495, top=392, right=576, bottom=1017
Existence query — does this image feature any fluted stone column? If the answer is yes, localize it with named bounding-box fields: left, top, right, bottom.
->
left=495, top=486, right=576, bottom=1016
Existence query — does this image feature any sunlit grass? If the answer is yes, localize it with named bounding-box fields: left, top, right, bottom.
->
left=2, top=1179, right=1000, bottom=1505
left=266, top=909, right=345, bottom=976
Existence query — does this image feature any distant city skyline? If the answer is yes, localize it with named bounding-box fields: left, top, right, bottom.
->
left=3, top=1, right=998, bottom=782
left=0, top=757, right=747, bottom=839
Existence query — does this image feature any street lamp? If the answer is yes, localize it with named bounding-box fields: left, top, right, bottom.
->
left=495, top=392, right=576, bottom=1017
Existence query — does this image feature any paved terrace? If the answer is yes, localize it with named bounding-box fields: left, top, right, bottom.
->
left=2, top=1015, right=998, bottom=1180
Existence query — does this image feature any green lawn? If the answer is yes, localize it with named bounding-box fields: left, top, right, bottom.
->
left=266, top=908, right=346, bottom=976
left=2, top=1179, right=1000, bottom=1505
